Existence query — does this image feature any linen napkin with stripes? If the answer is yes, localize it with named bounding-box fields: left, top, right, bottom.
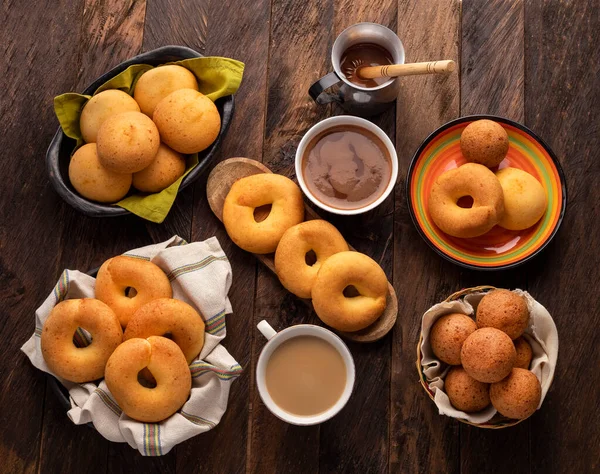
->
left=22, top=235, right=242, bottom=455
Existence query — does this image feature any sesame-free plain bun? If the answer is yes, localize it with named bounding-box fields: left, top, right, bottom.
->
left=79, top=89, right=140, bottom=143
left=496, top=167, right=548, bottom=230
left=461, top=328, right=516, bottom=383
left=490, top=368, right=541, bottom=419
left=133, top=65, right=199, bottom=117
left=133, top=143, right=186, bottom=193
left=445, top=366, right=490, bottom=413
left=460, top=119, right=509, bottom=168
left=97, top=111, right=160, bottom=173
left=153, top=89, right=221, bottom=154
left=430, top=313, right=477, bottom=365
left=476, top=289, right=529, bottom=340
left=514, top=337, right=533, bottom=369
left=68, top=143, right=132, bottom=202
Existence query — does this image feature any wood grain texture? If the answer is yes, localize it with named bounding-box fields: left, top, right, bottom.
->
left=0, top=1, right=85, bottom=473
left=391, top=1, right=461, bottom=473
left=525, top=1, right=600, bottom=473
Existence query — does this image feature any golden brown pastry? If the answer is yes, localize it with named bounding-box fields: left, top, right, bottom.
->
left=105, top=336, right=192, bottom=422
left=223, top=173, right=305, bottom=254
left=132, top=143, right=186, bottom=193
left=460, top=328, right=516, bottom=383
left=79, top=89, right=140, bottom=143
left=311, top=251, right=388, bottom=332
left=490, top=368, right=541, bottom=419
left=496, top=167, right=547, bottom=230
left=430, top=313, right=477, bottom=365
left=153, top=89, right=221, bottom=154
left=274, top=220, right=349, bottom=298
left=41, top=298, right=123, bottom=383
left=514, top=337, right=533, bottom=369
left=460, top=119, right=509, bottom=168
left=124, top=298, right=205, bottom=364
left=133, top=65, right=199, bottom=117
left=96, top=111, right=160, bottom=173
left=68, top=143, right=132, bottom=202
left=95, top=256, right=172, bottom=327
left=476, top=289, right=529, bottom=340
left=428, top=163, right=504, bottom=238
left=445, top=366, right=491, bottom=412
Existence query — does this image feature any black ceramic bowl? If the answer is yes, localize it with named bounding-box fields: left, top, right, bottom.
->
left=46, top=45, right=235, bottom=218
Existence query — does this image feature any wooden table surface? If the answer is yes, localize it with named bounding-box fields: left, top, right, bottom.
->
left=1, top=0, right=599, bottom=473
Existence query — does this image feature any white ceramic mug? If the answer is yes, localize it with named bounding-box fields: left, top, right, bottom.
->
left=294, top=115, right=398, bottom=216
left=256, top=320, right=355, bottom=425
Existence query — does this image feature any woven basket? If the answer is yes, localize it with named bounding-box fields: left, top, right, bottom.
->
left=417, top=286, right=529, bottom=429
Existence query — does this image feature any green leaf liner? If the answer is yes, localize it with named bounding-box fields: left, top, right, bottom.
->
left=53, top=57, right=244, bottom=223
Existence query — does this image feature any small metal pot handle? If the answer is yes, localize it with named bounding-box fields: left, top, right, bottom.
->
left=308, top=71, right=342, bottom=104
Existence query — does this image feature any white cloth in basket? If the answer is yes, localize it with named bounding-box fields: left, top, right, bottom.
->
left=21, top=235, right=242, bottom=455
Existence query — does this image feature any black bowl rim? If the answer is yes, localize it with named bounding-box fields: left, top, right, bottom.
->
left=46, top=45, right=235, bottom=218
left=405, top=114, right=568, bottom=271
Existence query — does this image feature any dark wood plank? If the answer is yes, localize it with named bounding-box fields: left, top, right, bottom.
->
left=391, top=1, right=461, bottom=472
left=525, top=1, right=600, bottom=473
left=318, top=1, right=397, bottom=473
left=177, top=0, right=271, bottom=473
left=0, top=0, right=86, bottom=473
left=459, top=2, right=529, bottom=472
left=249, top=1, right=334, bottom=472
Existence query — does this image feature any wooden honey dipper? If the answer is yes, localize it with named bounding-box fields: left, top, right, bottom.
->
left=346, top=59, right=456, bottom=80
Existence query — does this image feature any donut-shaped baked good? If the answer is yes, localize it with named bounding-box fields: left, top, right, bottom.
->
left=428, top=163, right=505, bottom=238
left=311, top=251, right=388, bottom=332
left=124, top=298, right=205, bottom=364
left=41, top=298, right=123, bottom=383
left=223, top=174, right=305, bottom=254
left=95, top=256, right=172, bottom=328
left=105, top=336, right=191, bottom=422
left=274, top=220, right=349, bottom=298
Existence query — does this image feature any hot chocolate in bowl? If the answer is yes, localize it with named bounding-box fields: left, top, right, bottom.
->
left=295, top=116, right=398, bottom=216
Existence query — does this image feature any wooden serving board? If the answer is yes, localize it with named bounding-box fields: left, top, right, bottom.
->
left=206, top=157, right=398, bottom=342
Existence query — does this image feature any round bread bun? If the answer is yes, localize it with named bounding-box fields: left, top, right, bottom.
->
left=311, top=251, right=388, bottom=332
left=133, top=65, right=199, bottom=117
left=105, top=336, right=191, bottom=422
left=97, top=111, right=160, bottom=173
left=476, top=289, right=529, bottom=340
left=496, top=167, right=547, bottom=230
left=460, top=119, right=509, bottom=168
left=490, top=368, right=541, bottom=419
left=68, top=143, right=132, bottom=202
left=95, top=256, right=172, bottom=328
left=461, top=328, right=516, bottom=383
left=514, top=337, right=533, bottom=369
left=41, top=298, right=123, bottom=383
left=80, top=89, right=140, bottom=143
left=125, top=298, right=205, bottom=364
left=132, top=143, right=186, bottom=193
left=153, top=89, right=221, bottom=154
left=274, top=220, right=349, bottom=298
left=223, top=173, right=305, bottom=254
left=444, top=366, right=491, bottom=412
left=430, top=313, right=477, bottom=365
left=428, top=163, right=505, bottom=238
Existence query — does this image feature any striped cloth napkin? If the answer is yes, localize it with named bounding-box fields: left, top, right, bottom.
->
left=21, top=235, right=242, bottom=456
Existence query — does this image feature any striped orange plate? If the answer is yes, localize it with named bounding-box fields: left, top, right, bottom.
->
left=407, top=115, right=567, bottom=270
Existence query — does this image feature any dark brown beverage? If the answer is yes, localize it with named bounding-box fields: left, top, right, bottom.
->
left=302, top=125, right=392, bottom=210
left=340, top=43, right=394, bottom=88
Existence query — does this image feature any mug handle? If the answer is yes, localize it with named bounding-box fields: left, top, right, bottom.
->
left=257, top=320, right=278, bottom=340
left=309, top=71, right=342, bottom=105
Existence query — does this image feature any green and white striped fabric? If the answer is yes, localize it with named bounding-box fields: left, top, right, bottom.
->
left=22, top=235, right=242, bottom=456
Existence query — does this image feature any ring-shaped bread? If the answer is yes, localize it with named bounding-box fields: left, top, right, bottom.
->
left=428, top=163, right=504, bottom=238
left=223, top=173, right=305, bottom=254
left=41, top=298, right=123, bottom=383
left=105, top=336, right=192, bottom=422
left=311, top=251, right=388, bottom=332
left=274, top=220, right=348, bottom=298
left=124, top=298, right=205, bottom=364
left=95, top=256, right=172, bottom=328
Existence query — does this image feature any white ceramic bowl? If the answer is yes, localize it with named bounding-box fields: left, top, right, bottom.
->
left=256, top=321, right=355, bottom=426
left=294, top=116, right=398, bottom=215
